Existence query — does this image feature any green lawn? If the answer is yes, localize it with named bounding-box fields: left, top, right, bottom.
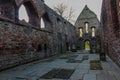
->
left=85, top=44, right=90, bottom=50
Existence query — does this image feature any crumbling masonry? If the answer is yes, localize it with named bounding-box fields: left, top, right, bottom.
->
left=0, top=0, right=76, bottom=71
left=0, top=0, right=120, bottom=71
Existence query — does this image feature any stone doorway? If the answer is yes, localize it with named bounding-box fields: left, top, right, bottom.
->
left=85, top=41, right=90, bottom=50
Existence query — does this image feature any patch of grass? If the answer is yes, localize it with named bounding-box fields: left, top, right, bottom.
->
left=40, top=68, right=75, bottom=79
left=85, top=44, right=90, bottom=50
left=40, top=69, right=61, bottom=79
left=90, top=60, right=103, bottom=70
left=54, top=69, right=74, bottom=79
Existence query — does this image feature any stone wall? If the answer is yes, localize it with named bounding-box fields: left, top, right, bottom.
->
left=100, top=0, right=120, bottom=65
left=0, top=0, right=76, bottom=71
left=75, top=5, right=100, bottom=53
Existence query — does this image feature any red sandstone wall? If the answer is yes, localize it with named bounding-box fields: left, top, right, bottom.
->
left=101, top=0, right=120, bottom=65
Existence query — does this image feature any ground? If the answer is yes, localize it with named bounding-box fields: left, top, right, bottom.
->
left=85, top=44, right=90, bottom=50
left=0, top=51, right=120, bottom=80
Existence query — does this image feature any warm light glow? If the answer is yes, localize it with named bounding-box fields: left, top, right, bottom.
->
left=19, top=5, right=29, bottom=22
left=80, top=28, right=83, bottom=37
left=85, top=23, right=89, bottom=33
left=41, top=18, right=45, bottom=28
left=92, top=27, right=95, bottom=37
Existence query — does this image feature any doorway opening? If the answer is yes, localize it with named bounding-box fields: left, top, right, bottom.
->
left=85, top=41, right=90, bottom=50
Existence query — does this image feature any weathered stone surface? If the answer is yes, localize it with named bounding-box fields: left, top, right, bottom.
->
left=83, top=74, right=96, bottom=80
left=75, top=5, right=100, bottom=53
left=0, top=0, right=76, bottom=71
left=100, top=0, right=120, bottom=65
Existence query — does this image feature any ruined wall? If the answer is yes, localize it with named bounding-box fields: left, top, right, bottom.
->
left=100, top=0, right=120, bottom=65
left=0, top=0, right=76, bottom=71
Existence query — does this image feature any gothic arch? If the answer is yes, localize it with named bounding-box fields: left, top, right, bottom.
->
left=18, top=0, right=40, bottom=27
left=19, top=5, right=29, bottom=22
left=84, top=40, right=91, bottom=50
left=41, top=12, right=53, bottom=31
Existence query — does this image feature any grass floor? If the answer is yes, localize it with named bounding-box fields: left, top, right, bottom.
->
left=90, top=60, right=103, bottom=70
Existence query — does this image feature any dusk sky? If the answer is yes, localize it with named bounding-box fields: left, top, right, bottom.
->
left=44, top=0, right=103, bottom=23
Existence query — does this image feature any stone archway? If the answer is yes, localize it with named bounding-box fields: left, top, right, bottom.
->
left=18, top=1, right=40, bottom=27
left=84, top=40, right=90, bottom=50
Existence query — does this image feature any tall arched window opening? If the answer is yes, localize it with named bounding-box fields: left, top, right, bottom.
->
left=19, top=5, right=29, bottom=22
left=92, top=27, right=95, bottom=37
left=18, top=1, right=40, bottom=27
left=40, top=18, right=45, bottom=28
left=85, top=22, right=89, bottom=33
left=79, top=28, right=83, bottom=37
left=41, top=13, right=52, bottom=31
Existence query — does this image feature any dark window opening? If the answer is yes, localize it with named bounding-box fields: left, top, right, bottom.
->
left=37, top=44, right=42, bottom=52
left=66, top=42, right=69, bottom=51
left=64, top=22, right=66, bottom=24
left=43, top=13, right=51, bottom=23
left=42, top=13, right=53, bottom=31
left=57, top=18, right=61, bottom=22
left=44, top=44, right=47, bottom=53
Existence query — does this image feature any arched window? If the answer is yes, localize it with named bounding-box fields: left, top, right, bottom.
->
left=41, top=13, right=52, bottom=31
left=85, top=22, right=89, bottom=33
left=18, top=1, right=39, bottom=27
left=40, top=18, right=45, bottom=28
left=92, top=27, right=95, bottom=37
left=57, top=18, right=62, bottom=24
left=79, top=28, right=83, bottom=37
left=19, top=5, right=29, bottom=22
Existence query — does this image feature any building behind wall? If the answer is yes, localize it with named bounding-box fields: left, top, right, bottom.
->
left=75, top=5, right=100, bottom=53
left=100, top=0, right=120, bottom=65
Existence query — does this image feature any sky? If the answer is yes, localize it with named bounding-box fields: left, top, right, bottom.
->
left=44, top=0, right=103, bottom=24
left=19, top=0, right=103, bottom=24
